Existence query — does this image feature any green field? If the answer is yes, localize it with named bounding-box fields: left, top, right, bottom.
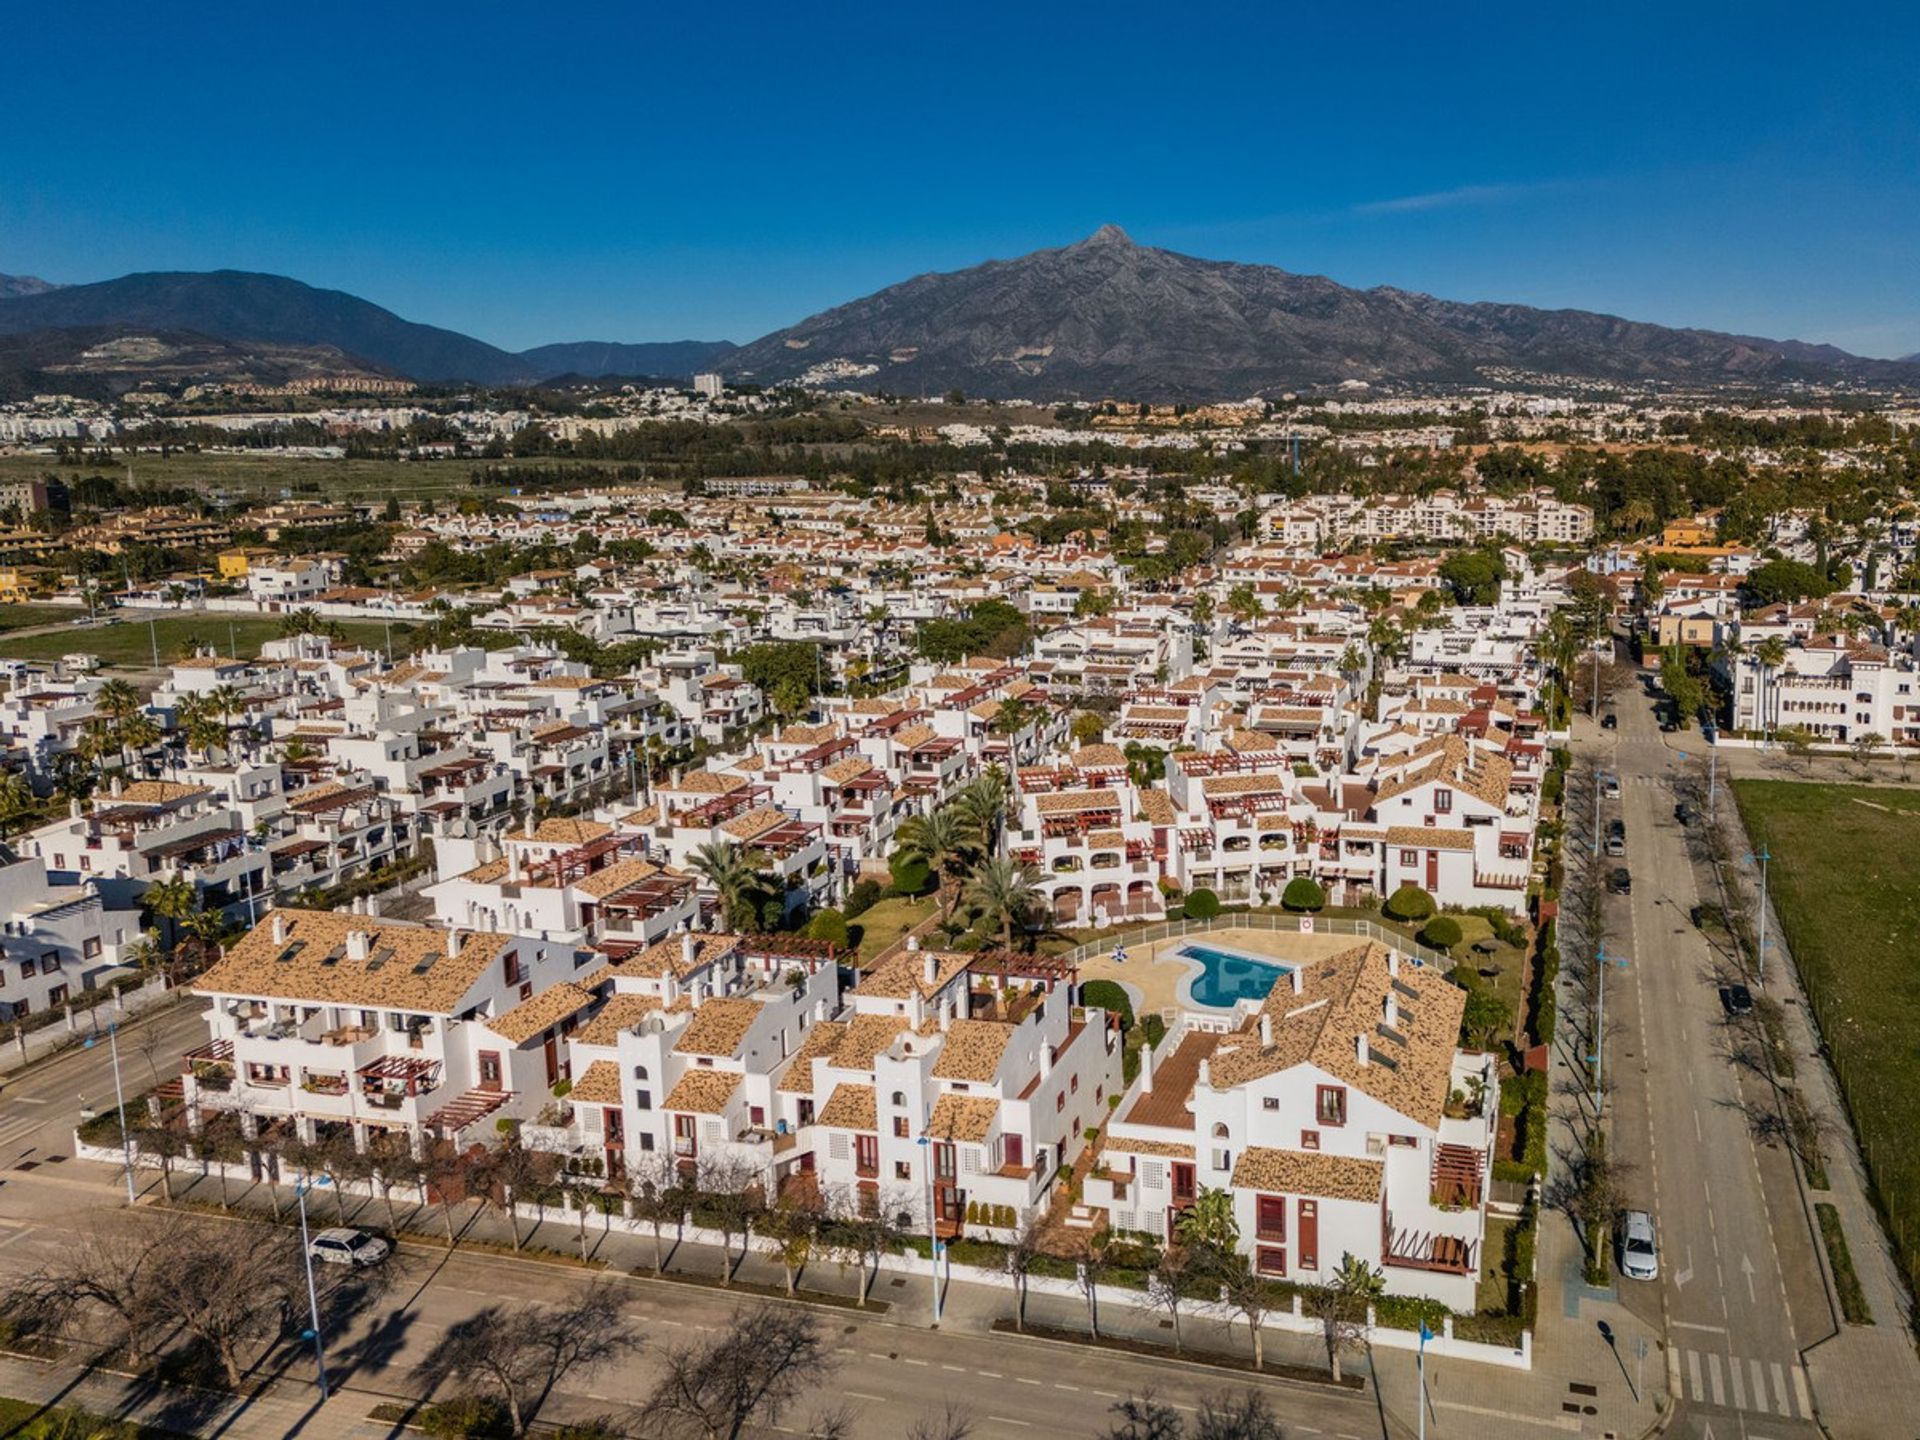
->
left=0, top=613, right=411, bottom=669
left=1733, top=779, right=1920, bottom=1289
left=0, top=602, right=84, bottom=632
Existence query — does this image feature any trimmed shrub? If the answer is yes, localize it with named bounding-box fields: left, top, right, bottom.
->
left=1421, top=916, right=1463, bottom=950
left=805, top=907, right=850, bottom=948
left=888, top=853, right=934, bottom=896
left=1281, top=876, right=1326, bottom=912
left=1184, top=887, right=1221, bottom=920
left=843, top=877, right=885, bottom=918
left=1140, top=1013, right=1167, bottom=1048
left=1385, top=883, right=1436, bottom=922
left=1080, top=979, right=1135, bottom=1030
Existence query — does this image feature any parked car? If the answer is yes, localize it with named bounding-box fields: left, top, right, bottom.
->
left=1618, top=1210, right=1659, bottom=1281
left=307, top=1227, right=391, bottom=1267
left=1608, top=867, right=1632, bottom=895
left=1605, top=819, right=1627, bottom=857
left=1676, top=801, right=1697, bottom=826
left=1601, top=712, right=1618, bottom=730
left=1719, top=984, right=1755, bottom=1018
left=1602, top=775, right=1622, bottom=800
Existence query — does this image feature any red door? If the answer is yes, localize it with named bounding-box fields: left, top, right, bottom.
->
left=1298, top=1200, right=1319, bottom=1272
left=1425, top=850, right=1439, bottom=890
left=478, top=1050, right=502, bottom=1091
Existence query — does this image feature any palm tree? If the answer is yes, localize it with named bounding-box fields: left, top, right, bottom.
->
left=965, top=856, right=1042, bottom=950
left=686, top=840, right=770, bottom=932
left=954, top=770, right=1009, bottom=854
left=0, top=770, right=33, bottom=837
left=1173, top=1185, right=1240, bottom=1258
left=895, top=806, right=971, bottom=921
left=144, top=873, right=198, bottom=965
left=1754, top=636, right=1789, bottom=741
left=93, top=678, right=142, bottom=724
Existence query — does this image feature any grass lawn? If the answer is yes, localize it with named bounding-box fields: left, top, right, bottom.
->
left=0, top=613, right=411, bottom=669
left=1734, top=778, right=1920, bottom=1293
left=852, top=894, right=936, bottom=962
left=0, top=1395, right=195, bottom=1438
left=0, top=602, right=84, bottom=631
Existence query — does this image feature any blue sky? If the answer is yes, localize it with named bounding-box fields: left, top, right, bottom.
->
left=4, top=2, right=1917, bottom=356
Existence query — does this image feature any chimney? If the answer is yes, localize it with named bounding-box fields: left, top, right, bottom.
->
left=1140, top=1041, right=1155, bottom=1093
left=1355, top=1033, right=1369, bottom=1067
left=1039, top=1043, right=1054, bottom=1080
left=365, top=895, right=380, bottom=918
left=691, top=977, right=707, bottom=1008
left=906, top=934, right=920, bottom=952
left=1259, top=1012, right=1273, bottom=1048
left=1289, top=966, right=1303, bottom=996
left=923, top=951, right=938, bottom=988
left=346, top=930, right=371, bottom=962
left=1197, top=1056, right=1211, bottom=1088
left=664, top=968, right=680, bottom=1005
left=508, top=846, right=523, bottom=881
left=110, top=775, right=123, bottom=798
left=1383, top=993, right=1397, bottom=1029
left=271, top=912, right=289, bottom=945
left=353, top=894, right=367, bottom=916
left=908, top=988, right=925, bottom=1029
left=1387, top=950, right=1400, bottom=978
left=682, top=930, right=697, bottom=968
left=525, top=811, right=538, bottom=839
left=69, top=798, right=81, bottom=818
left=446, top=927, right=462, bottom=957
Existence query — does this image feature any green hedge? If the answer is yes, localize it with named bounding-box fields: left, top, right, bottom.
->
left=1080, top=979, right=1134, bottom=1030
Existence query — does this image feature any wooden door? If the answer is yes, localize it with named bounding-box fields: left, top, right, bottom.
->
left=1298, top=1200, right=1319, bottom=1272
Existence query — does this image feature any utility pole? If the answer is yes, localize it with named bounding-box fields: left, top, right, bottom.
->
left=1707, top=746, right=1717, bottom=823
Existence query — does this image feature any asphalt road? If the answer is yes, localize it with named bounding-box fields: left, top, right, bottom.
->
left=1587, top=676, right=1829, bottom=1439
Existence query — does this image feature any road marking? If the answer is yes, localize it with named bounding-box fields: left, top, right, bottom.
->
left=1052, top=1383, right=1079, bottom=1392
left=1749, top=1359, right=1767, bottom=1413
left=846, top=1391, right=884, bottom=1402
left=1433, top=1401, right=1580, bottom=1433
left=976, top=1371, right=1003, bottom=1379
left=1709, top=1351, right=1725, bottom=1405
left=902, top=1357, right=929, bottom=1367
left=1792, top=1365, right=1812, bottom=1418
left=1769, top=1362, right=1789, bottom=1416
left=1728, top=1351, right=1746, bottom=1409
left=986, top=1418, right=1032, bottom=1430
left=942, top=1364, right=967, bottom=1372
left=1671, top=1319, right=1723, bottom=1332
left=1015, top=1376, right=1042, bottom=1385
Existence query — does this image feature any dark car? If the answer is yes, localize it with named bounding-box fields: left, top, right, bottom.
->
left=1676, top=801, right=1697, bottom=826
left=1719, top=984, right=1755, bottom=1017
left=1608, top=868, right=1632, bottom=895
left=1601, top=712, right=1618, bottom=730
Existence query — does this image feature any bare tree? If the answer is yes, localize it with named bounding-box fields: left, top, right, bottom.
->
left=1552, top=1128, right=1631, bottom=1282
left=3, top=1219, right=176, bottom=1367
left=474, top=1139, right=561, bottom=1252
left=420, top=1279, right=643, bottom=1438
left=628, top=1149, right=693, bottom=1275
left=1069, top=1228, right=1112, bottom=1339
left=905, top=1400, right=976, bottom=1440
left=1194, top=1390, right=1286, bottom=1439
left=419, top=1141, right=470, bottom=1242
left=645, top=1304, right=835, bottom=1440
left=370, top=1139, right=426, bottom=1233
left=191, top=1112, right=244, bottom=1210
left=695, top=1152, right=766, bottom=1285
left=1211, top=1255, right=1278, bottom=1370
left=821, top=1185, right=908, bottom=1306
left=1308, top=1252, right=1384, bottom=1384
left=165, top=1220, right=306, bottom=1387
left=1003, top=1209, right=1047, bottom=1331
left=759, top=1182, right=824, bottom=1297
left=1146, top=1242, right=1200, bottom=1353
left=1106, top=1390, right=1185, bottom=1440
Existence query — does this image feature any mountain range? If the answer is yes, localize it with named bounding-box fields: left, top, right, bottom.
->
left=3, top=230, right=1915, bottom=400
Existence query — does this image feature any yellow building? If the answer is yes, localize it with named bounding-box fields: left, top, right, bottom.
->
left=0, top=566, right=37, bottom=604
left=216, top=546, right=276, bottom=580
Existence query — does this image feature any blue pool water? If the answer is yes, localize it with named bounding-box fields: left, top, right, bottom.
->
left=1179, top=943, right=1290, bottom=1008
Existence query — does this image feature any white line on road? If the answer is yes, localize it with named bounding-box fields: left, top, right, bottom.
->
left=1671, top=1319, right=1724, bottom=1332
left=1770, top=1361, right=1789, bottom=1416
left=845, top=1391, right=885, bottom=1402
left=1729, top=1350, right=1747, bottom=1409
left=1433, top=1405, right=1580, bottom=1436
left=1793, top=1365, right=1813, bottom=1418
left=1688, top=1349, right=1704, bottom=1401
left=986, top=1418, right=1032, bottom=1430
left=1708, top=1351, right=1725, bottom=1406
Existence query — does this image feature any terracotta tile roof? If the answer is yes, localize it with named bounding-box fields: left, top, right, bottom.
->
left=1033, top=788, right=1122, bottom=815
left=833, top=1013, right=913, bottom=1069
left=776, top=1020, right=848, bottom=1093
left=1230, top=1147, right=1383, bottom=1202
left=1201, top=774, right=1287, bottom=797
left=196, top=910, right=509, bottom=1015
left=663, top=1067, right=740, bottom=1115
left=821, top=757, right=874, bottom=783
left=719, top=805, right=788, bottom=842
left=775, top=722, right=840, bottom=745
left=490, top=982, right=599, bottom=1044
left=572, top=857, right=664, bottom=899
left=894, top=723, right=938, bottom=748
left=117, top=780, right=210, bottom=806
left=1383, top=825, right=1474, bottom=850
left=1105, top=1137, right=1196, bottom=1160
left=854, top=949, right=971, bottom=1001
left=675, top=770, right=749, bottom=795
left=621, top=803, right=662, bottom=826
left=1208, top=942, right=1464, bottom=1129
left=818, top=1082, right=877, bottom=1131
left=570, top=1058, right=624, bottom=1106
left=601, top=932, right=741, bottom=981
left=572, top=993, right=665, bottom=1047
left=529, top=818, right=612, bottom=846
left=672, top=997, right=762, bottom=1058
left=929, top=1019, right=1015, bottom=1082
left=1136, top=788, right=1177, bottom=825
left=928, top=1091, right=999, bottom=1143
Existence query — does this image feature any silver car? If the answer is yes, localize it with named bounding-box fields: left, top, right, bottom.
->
left=1618, top=1210, right=1658, bottom=1282
left=308, top=1226, right=391, bottom=1267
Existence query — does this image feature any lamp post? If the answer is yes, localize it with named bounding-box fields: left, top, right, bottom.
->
left=294, top=1174, right=333, bottom=1398
left=83, top=1020, right=136, bottom=1203
left=1746, top=845, right=1772, bottom=988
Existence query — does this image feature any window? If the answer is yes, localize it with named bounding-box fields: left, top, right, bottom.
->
left=894, top=1161, right=912, bottom=1181
left=1434, top=789, right=1452, bottom=814
left=893, top=1117, right=910, bottom=1138
left=1056, top=1093, right=1065, bottom=1113
left=633, top=1064, right=650, bottom=1080
left=46, top=985, right=66, bottom=1007
left=502, top=951, right=522, bottom=986
left=891, top=1090, right=906, bottom=1107
left=1316, top=1085, right=1346, bottom=1127
left=1400, top=849, right=1419, bottom=866
left=1210, top=1122, right=1230, bottom=1139
left=1300, top=1129, right=1320, bottom=1150
left=1070, top=1075, right=1078, bottom=1094
left=82, top=937, right=101, bottom=959
left=1262, top=1096, right=1279, bottom=1111
left=1256, top=1245, right=1287, bottom=1277
left=1256, top=1195, right=1286, bottom=1240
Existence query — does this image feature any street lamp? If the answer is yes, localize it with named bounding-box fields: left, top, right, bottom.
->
left=293, top=1174, right=333, bottom=1398
left=915, top=1133, right=942, bottom=1326
left=82, top=1020, right=136, bottom=1203
left=1745, top=845, right=1772, bottom=988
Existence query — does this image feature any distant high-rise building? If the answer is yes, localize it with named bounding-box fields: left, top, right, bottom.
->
left=693, top=373, right=724, bottom=399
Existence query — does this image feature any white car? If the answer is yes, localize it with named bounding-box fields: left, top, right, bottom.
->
left=1602, top=776, right=1622, bottom=800
left=1618, top=1210, right=1658, bottom=1282
left=307, top=1226, right=391, bottom=1267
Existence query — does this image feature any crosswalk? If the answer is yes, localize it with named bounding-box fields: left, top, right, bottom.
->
left=1677, top=1347, right=1814, bottom=1418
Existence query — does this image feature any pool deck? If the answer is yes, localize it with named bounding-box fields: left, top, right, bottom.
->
left=1077, top=926, right=1366, bottom=1017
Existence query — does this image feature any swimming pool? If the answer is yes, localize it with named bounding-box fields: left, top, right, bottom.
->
left=1178, top=942, right=1290, bottom=1008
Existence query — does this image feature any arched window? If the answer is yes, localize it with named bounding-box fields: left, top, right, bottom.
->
left=632, top=1064, right=650, bottom=1081
left=1211, top=1122, right=1230, bottom=1139
left=891, top=1090, right=906, bottom=1107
